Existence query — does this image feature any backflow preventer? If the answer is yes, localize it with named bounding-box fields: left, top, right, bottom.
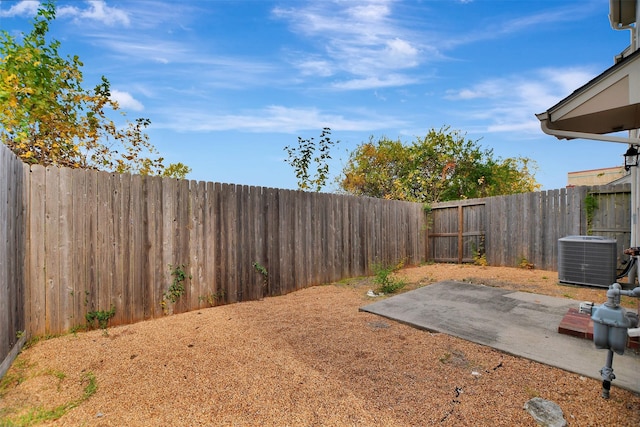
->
left=580, top=283, right=640, bottom=398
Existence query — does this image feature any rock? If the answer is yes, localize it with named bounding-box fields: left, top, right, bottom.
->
left=524, top=398, right=567, bottom=427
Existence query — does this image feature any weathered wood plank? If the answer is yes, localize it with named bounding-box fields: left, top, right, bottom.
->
left=203, top=181, right=217, bottom=305
left=175, top=179, right=190, bottom=313
left=223, top=184, right=238, bottom=303
left=266, top=187, right=280, bottom=296
left=70, top=169, right=85, bottom=331
left=237, top=185, right=249, bottom=301
left=0, top=147, right=9, bottom=355
left=93, top=172, right=111, bottom=322
left=144, top=176, right=163, bottom=319
left=115, top=173, right=130, bottom=326
left=44, top=167, right=61, bottom=334
left=280, top=189, right=294, bottom=292
left=83, top=170, right=98, bottom=327
left=188, top=181, right=203, bottom=309
left=129, top=174, right=144, bottom=323
left=160, top=178, right=176, bottom=313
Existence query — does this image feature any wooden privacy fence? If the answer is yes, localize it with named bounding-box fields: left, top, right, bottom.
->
left=427, top=184, right=631, bottom=271
left=0, top=145, right=26, bottom=378
left=20, top=163, right=426, bottom=337
left=1, top=140, right=635, bottom=374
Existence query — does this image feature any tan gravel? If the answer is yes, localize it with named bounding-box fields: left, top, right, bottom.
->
left=2, top=263, right=640, bottom=426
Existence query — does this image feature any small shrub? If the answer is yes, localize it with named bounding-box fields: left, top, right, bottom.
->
left=372, top=262, right=406, bottom=294
left=198, top=291, right=224, bottom=307
left=252, top=261, right=269, bottom=295
left=471, top=237, right=487, bottom=266
left=85, top=306, right=115, bottom=334
left=162, top=264, right=191, bottom=313
left=473, top=253, right=488, bottom=267
left=518, top=257, right=534, bottom=270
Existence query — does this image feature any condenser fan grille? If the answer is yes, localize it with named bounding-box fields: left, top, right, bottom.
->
left=558, top=236, right=617, bottom=287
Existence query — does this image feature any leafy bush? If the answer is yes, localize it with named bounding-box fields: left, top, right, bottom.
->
left=373, top=263, right=406, bottom=294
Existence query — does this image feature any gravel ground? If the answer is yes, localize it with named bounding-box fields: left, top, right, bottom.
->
left=2, top=263, right=640, bottom=426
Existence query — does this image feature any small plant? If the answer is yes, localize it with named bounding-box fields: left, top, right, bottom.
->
left=518, top=257, right=534, bottom=269
left=584, top=193, right=599, bottom=235
left=198, top=290, right=225, bottom=307
left=85, top=306, right=116, bottom=334
left=162, top=264, right=191, bottom=313
left=253, top=261, right=269, bottom=294
left=372, top=262, right=406, bottom=294
left=471, top=237, right=487, bottom=266
left=284, top=127, right=337, bottom=192
left=473, top=252, right=487, bottom=267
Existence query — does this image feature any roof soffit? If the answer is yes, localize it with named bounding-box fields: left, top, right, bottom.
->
left=541, top=48, right=640, bottom=135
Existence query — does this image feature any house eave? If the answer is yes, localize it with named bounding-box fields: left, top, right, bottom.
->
left=537, top=48, right=640, bottom=138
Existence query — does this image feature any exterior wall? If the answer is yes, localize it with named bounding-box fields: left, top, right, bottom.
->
left=568, top=166, right=626, bottom=186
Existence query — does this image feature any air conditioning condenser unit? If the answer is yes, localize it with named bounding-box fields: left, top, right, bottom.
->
left=558, top=235, right=617, bottom=288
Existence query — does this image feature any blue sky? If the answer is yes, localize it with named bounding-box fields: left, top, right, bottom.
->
left=0, top=0, right=634, bottom=191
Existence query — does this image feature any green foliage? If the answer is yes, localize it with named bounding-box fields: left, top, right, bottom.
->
left=584, top=193, right=599, bottom=234
left=0, top=1, right=190, bottom=179
left=252, top=261, right=268, bottom=278
left=372, top=262, right=406, bottom=294
left=85, top=306, right=115, bottom=332
left=339, top=127, right=539, bottom=203
left=162, top=264, right=191, bottom=311
left=284, top=127, right=338, bottom=191
left=518, top=257, right=534, bottom=269
left=253, top=261, right=269, bottom=288
left=471, top=237, right=487, bottom=266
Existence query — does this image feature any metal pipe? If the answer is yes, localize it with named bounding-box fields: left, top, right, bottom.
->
left=601, top=349, right=615, bottom=399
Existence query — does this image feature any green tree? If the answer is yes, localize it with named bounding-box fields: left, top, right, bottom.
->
left=284, top=127, right=337, bottom=192
left=0, top=1, right=190, bottom=178
left=340, top=127, right=539, bottom=203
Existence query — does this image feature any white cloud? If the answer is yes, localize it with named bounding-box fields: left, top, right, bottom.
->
left=155, top=105, right=407, bottom=133
left=445, top=67, right=598, bottom=135
left=385, top=38, right=418, bottom=64
left=296, top=59, right=335, bottom=77
left=110, top=90, right=144, bottom=111
left=58, top=1, right=130, bottom=26
left=441, top=3, right=598, bottom=51
left=0, top=0, right=40, bottom=17
left=273, top=1, right=426, bottom=89
left=331, top=74, right=418, bottom=90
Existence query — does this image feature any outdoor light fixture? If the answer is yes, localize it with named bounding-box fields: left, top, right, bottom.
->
left=624, top=145, right=639, bottom=171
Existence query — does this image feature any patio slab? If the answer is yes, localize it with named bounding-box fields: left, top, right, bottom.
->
left=360, top=281, right=640, bottom=394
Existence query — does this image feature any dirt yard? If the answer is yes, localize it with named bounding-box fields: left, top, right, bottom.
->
left=2, top=263, right=640, bottom=426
